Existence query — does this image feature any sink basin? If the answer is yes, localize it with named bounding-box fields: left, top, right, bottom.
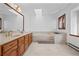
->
left=12, top=34, right=20, bottom=37
left=11, top=32, right=23, bottom=37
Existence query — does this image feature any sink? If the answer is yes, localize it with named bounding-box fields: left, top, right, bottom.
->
left=11, top=32, right=22, bottom=37
left=12, top=34, right=20, bottom=37
left=0, top=31, right=24, bottom=37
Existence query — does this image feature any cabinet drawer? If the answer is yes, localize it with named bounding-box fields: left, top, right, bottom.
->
left=25, top=39, right=28, bottom=45
left=3, top=50, right=17, bottom=56
left=29, top=33, right=32, bottom=40
left=17, top=36, right=25, bottom=55
left=3, top=46, right=17, bottom=56
left=29, top=33, right=32, bottom=37
left=25, top=39, right=28, bottom=49
left=25, top=35, right=28, bottom=39
left=29, top=39, right=32, bottom=45
left=18, top=44, right=25, bottom=56
left=2, top=40, right=17, bottom=53
left=18, top=37, right=24, bottom=45
left=25, top=35, right=28, bottom=45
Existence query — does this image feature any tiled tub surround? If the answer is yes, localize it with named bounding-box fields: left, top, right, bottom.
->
left=33, top=32, right=55, bottom=43
left=54, top=33, right=67, bottom=44
left=0, top=32, right=32, bottom=56
left=32, top=32, right=66, bottom=44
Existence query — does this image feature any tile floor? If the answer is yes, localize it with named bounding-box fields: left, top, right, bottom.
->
left=24, top=42, right=79, bottom=56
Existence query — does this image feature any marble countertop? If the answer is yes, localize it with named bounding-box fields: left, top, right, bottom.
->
left=0, top=32, right=31, bottom=45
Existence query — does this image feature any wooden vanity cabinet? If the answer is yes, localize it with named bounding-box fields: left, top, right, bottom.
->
left=0, top=33, right=32, bottom=56
left=28, top=33, right=32, bottom=46
left=2, top=40, right=18, bottom=56
left=17, top=36, right=25, bottom=56
left=24, top=34, right=29, bottom=50
left=0, top=46, right=1, bottom=56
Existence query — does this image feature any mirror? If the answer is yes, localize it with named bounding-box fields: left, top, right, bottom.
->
left=0, top=3, right=24, bottom=32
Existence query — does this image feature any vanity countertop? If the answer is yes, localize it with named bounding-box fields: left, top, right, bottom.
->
left=0, top=32, right=31, bottom=45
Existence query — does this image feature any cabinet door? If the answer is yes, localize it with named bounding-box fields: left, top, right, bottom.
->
left=18, top=37, right=25, bottom=56
left=0, top=45, right=1, bottom=56
left=3, top=46, right=17, bottom=56
left=3, top=40, right=17, bottom=53
left=2, top=40, right=18, bottom=56
left=28, top=33, right=32, bottom=45
left=18, top=44, right=25, bottom=56
left=25, top=34, right=28, bottom=50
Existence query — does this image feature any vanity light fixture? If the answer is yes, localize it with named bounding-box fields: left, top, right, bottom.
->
left=14, top=4, right=21, bottom=12
left=7, top=3, right=21, bottom=13
left=17, top=7, right=21, bottom=12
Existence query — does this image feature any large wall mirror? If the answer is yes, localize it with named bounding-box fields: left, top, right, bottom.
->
left=0, top=3, right=24, bottom=32
left=4, top=3, right=24, bottom=32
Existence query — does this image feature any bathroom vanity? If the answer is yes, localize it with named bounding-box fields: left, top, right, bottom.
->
left=0, top=3, right=33, bottom=56
left=0, top=32, right=32, bottom=56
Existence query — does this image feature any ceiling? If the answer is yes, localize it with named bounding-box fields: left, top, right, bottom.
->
left=0, top=3, right=79, bottom=16
left=18, top=3, right=71, bottom=16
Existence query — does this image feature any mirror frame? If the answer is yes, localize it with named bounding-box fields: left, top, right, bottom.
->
left=4, top=3, right=24, bottom=31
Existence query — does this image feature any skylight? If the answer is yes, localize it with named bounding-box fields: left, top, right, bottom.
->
left=34, top=9, right=42, bottom=16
